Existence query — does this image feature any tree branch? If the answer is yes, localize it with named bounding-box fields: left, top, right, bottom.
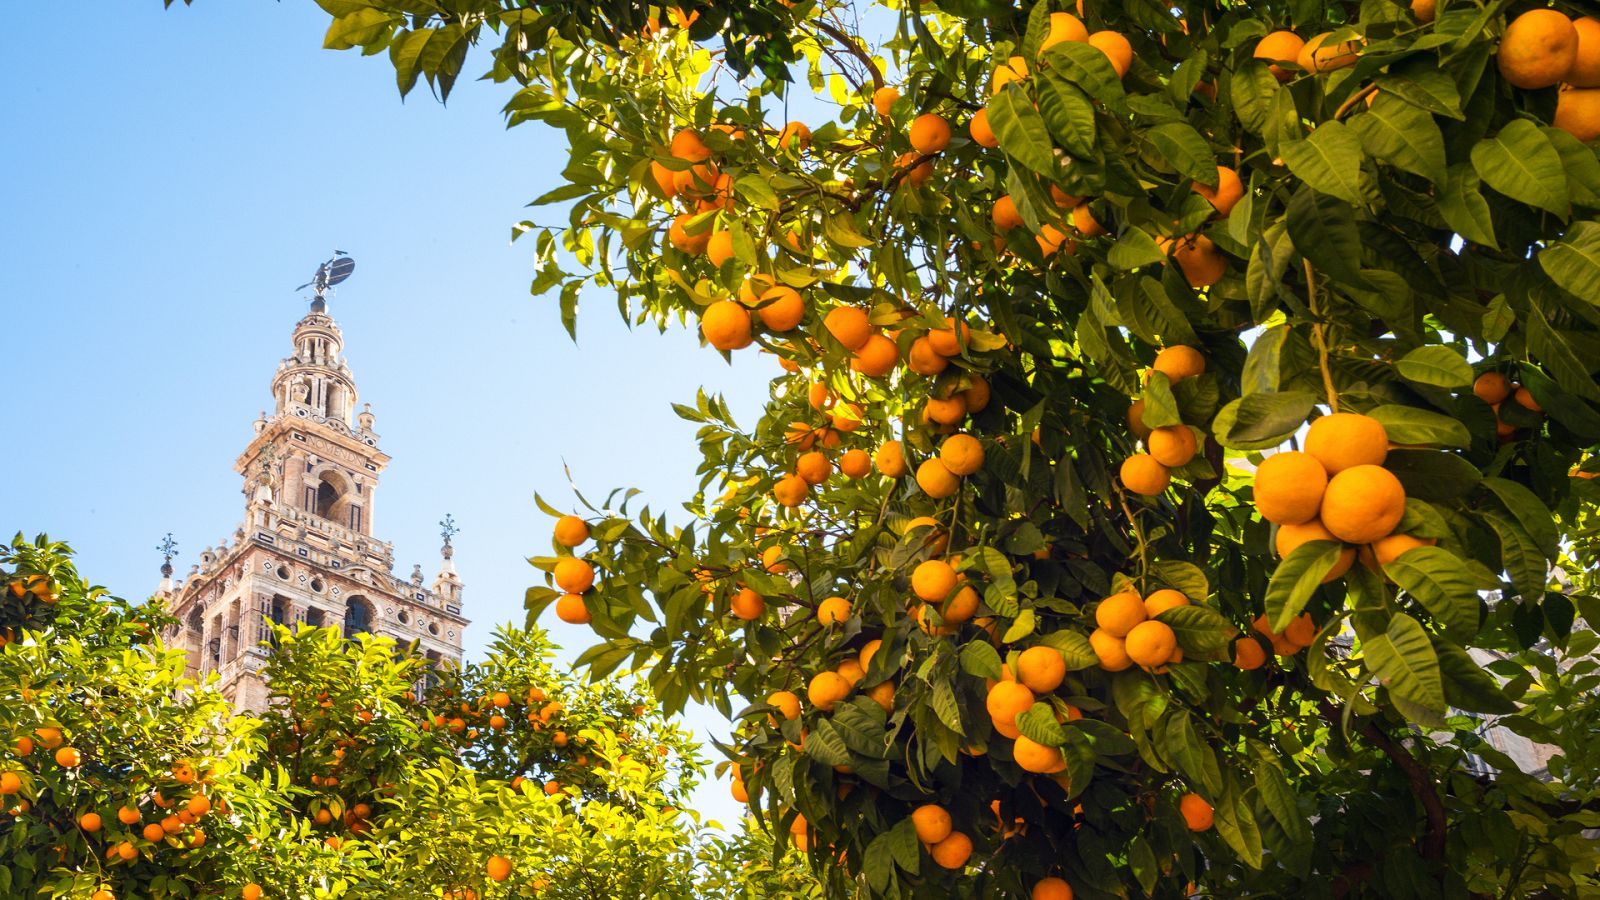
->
left=814, top=19, right=884, bottom=92
left=1358, top=718, right=1447, bottom=863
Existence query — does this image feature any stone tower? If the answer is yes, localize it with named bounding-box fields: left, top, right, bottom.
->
left=157, top=296, right=468, bottom=712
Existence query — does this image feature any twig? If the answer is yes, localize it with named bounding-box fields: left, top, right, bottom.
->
left=1333, top=83, right=1378, bottom=120
left=814, top=19, right=885, bottom=91
left=1306, top=260, right=1340, bottom=412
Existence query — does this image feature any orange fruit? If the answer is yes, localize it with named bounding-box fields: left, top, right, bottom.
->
left=796, top=450, right=833, bottom=485
left=186, top=794, right=210, bottom=817
left=554, top=592, right=591, bottom=625
left=1159, top=234, right=1227, bottom=287
left=762, top=545, right=790, bottom=573
left=650, top=161, right=679, bottom=197
left=1320, top=465, right=1406, bottom=544
left=778, top=121, right=811, bottom=152
left=756, top=286, right=805, bottom=331
left=701, top=300, right=754, bottom=351
left=1372, top=532, right=1433, bottom=568
left=1091, top=629, right=1133, bottom=674
left=836, top=658, right=866, bottom=686
left=1304, top=412, right=1388, bottom=474
left=553, top=558, right=596, bottom=593
left=1412, top=0, right=1435, bottom=22
left=1233, top=637, right=1268, bottom=670
left=1194, top=165, right=1244, bottom=217
left=970, top=109, right=999, bottom=147
left=808, top=671, right=852, bottom=711
left=911, top=803, right=953, bottom=844
left=824, top=307, right=872, bottom=350
left=909, top=114, right=952, bottom=155
left=553, top=515, right=589, bottom=548
left=142, top=822, right=165, bottom=842
left=986, top=681, right=1035, bottom=736
left=115, top=841, right=137, bottom=861
left=1127, top=399, right=1151, bottom=440
left=731, top=777, right=749, bottom=803
left=35, top=728, right=62, bottom=750
left=1125, top=620, right=1178, bottom=668
left=1144, top=589, right=1189, bottom=618
left=925, top=395, right=967, bottom=426
left=773, top=473, right=809, bottom=507
left=486, top=854, right=513, bottom=881
left=930, top=830, right=973, bottom=869
left=1255, top=30, right=1307, bottom=81
left=1498, top=10, right=1578, bottom=90
left=1514, top=386, right=1543, bottom=412
left=1120, top=454, right=1170, bottom=496
left=851, top=333, right=900, bottom=377
left=872, top=85, right=900, bottom=117
left=1571, top=17, right=1600, bottom=87
left=895, top=151, right=934, bottom=186
left=1014, top=735, right=1068, bottom=774
left=939, top=434, right=985, bottom=476
left=768, top=691, right=801, bottom=720
left=1017, top=646, right=1067, bottom=693
left=668, top=214, right=712, bottom=254
left=1040, top=13, right=1089, bottom=54
left=1284, top=613, right=1317, bottom=646
left=859, top=639, right=883, bottom=670
left=817, top=596, right=853, bottom=626
left=941, top=585, right=980, bottom=625
left=992, top=56, right=1030, bottom=94
left=1033, top=877, right=1074, bottom=900
left=909, top=336, right=950, bottom=375
left=670, top=128, right=712, bottom=162
left=1298, top=32, right=1361, bottom=73
left=917, top=458, right=962, bottom=499
left=1096, top=591, right=1147, bottom=637
left=1254, top=451, right=1329, bottom=525
left=1153, top=345, right=1206, bottom=382
left=927, top=317, right=970, bottom=356
left=1088, top=31, right=1133, bottom=78
left=0, top=772, right=20, bottom=795
left=906, top=516, right=949, bottom=553
left=1037, top=223, right=1075, bottom=256
left=1147, top=426, right=1197, bottom=467
left=79, top=812, right=102, bottom=832
left=1473, top=371, right=1513, bottom=405
left=839, top=449, right=872, bottom=479
left=992, top=196, right=1024, bottom=232
left=963, top=378, right=991, bottom=413
left=912, top=560, right=958, bottom=602
left=91, top=891, right=113, bottom=900
left=868, top=681, right=896, bottom=711
left=1179, top=793, right=1214, bottom=831
left=1070, top=203, right=1106, bottom=237
left=876, top=441, right=909, bottom=477
left=243, top=886, right=263, bottom=900
left=1275, top=519, right=1357, bottom=582
left=116, top=806, right=139, bottom=825
left=55, top=747, right=81, bottom=768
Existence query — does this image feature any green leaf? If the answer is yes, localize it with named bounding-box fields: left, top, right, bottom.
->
left=1437, top=163, right=1498, bottom=248
left=1286, top=188, right=1368, bottom=288
left=1039, top=41, right=1126, bottom=104
left=1543, top=126, right=1600, bottom=208
left=1526, top=298, right=1600, bottom=402
left=324, top=9, right=396, bottom=50
left=1351, top=92, right=1446, bottom=184
left=1108, top=228, right=1166, bottom=270
left=1368, top=405, right=1471, bottom=448
left=1386, top=546, right=1480, bottom=640
left=1538, top=220, right=1600, bottom=307
left=987, top=86, right=1059, bottom=177
left=1485, top=512, right=1549, bottom=603
left=1265, top=541, right=1343, bottom=633
left=1280, top=121, right=1366, bottom=207
left=1141, top=122, right=1215, bottom=187
left=1364, top=613, right=1445, bottom=712
left=1377, top=68, right=1463, bottom=119
left=1482, top=477, right=1558, bottom=559
left=1214, top=783, right=1265, bottom=869
left=1016, top=702, right=1068, bottom=747
left=1434, top=637, right=1517, bottom=714
left=1040, top=630, right=1099, bottom=670
left=1036, top=70, right=1097, bottom=157
left=1240, top=324, right=1287, bottom=395
left=1227, top=390, right=1316, bottom=444
left=959, top=640, right=1004, bottom=680
left=1254, top=757, right=1310, bottom=844
left=1395, top=346, right=1474, bottom=388
left=1156, top=604, right=1234, bottom=654
left=1152, top=560, right=1209, bottom=600
left=736, top=175, right=780, bottom=211
left=1384, top=449, right=1482, bottom=501
left=1471, top=119, right=1569, bottom=218
left=823, top=213, right=875, bottom=248
left=389, top=28, right=435, bottom=97
left=929, top=680, right=965, bottom=736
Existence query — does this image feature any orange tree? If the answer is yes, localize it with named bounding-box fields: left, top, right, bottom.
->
left=256, top=0, right=1600, bottom=895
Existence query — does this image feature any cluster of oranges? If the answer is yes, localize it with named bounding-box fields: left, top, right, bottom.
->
left=1088, top=588, right=1191, bottom=673
left=1473, top=371, right=1545, bottom=440
left=1120, top=346, right=1207, bottom=497
left=1495, top=9, right=1600, bottom=141
left=550, top=516, right=596, bottom=625
left=5, top=573, right=56, bottom=604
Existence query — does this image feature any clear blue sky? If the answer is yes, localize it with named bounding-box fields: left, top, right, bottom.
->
left=2, top=2, right=777, bottom=823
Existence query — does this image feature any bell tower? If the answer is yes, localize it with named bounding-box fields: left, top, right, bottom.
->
left=156, top=265, right=468, bottom=712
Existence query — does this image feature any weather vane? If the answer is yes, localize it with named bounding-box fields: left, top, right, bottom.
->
left=439, top=514, right=459, bottom=549
left=295, top=250, right=356, bottom=303
left=157, top=533, right=179, bottom=577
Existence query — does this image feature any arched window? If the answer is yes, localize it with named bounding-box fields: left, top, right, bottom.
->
left=344, top=596, right=373, bottom=639
left=315, top=480, right=341, bottom=519
left=187, top=607, right=204, bottom=633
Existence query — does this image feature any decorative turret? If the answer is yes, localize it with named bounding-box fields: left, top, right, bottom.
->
left=433, top=514, right=464, bottom=608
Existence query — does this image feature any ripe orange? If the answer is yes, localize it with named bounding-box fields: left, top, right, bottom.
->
left=668, top=214, right=711, bottom=254
left=1152, top=345, right=1205, bottom=382
left=1033, top=877, right=1074, bottom=900
left=1070, top=203, right=1106, bottom=237
left=554, top=593, right=591, bottom=625
left=1473, top=371, right=1513, bottom=405
left=1127, top=399, right=1152, bottom=440
left=1514, top=386, right=1543, bottom=412
left=808, top=671, right=852, bottom=711
left=1255, top=30, right=1307, bottom=81
left=1275, top=519, right=1357, bottom=582
left=91, top=891, right=113, bottom=900
left=909, top=113, right=952, bottom=155
left=762, top=545, right=790, bottom=573
left=1298, top=32, right=1361, bottom=73
left=778, top=120, right=811, bottom=152
left=731, top=777, right=749, bottom=803
left=773, top=473, right=808, bottom=507
left=1284, top=613, right=1317, bottom=646
left=1372, top=532, right=1433, bottom=568
left=1037, top=223, right=1075, bottom=256
left=1498, top=10, right=1578, bottom=89
left=986, top=681, right=1035, bottom=737
left=243, top=884, right=263, bottom=900
left=851, top=333, right=900, bottom=377
left=939, top=434, right=985, bottom=476
left=1144, top=589, right=1189, bottom=618
left=1125, top=620, right=1178, bottom=668
left=859, top=639, right=883, bottom=670
left=917, top=458, right=962, bottom=499
left=1412, top=0, right=1435, bottom=22
left=79, top=811, right=102, bottom=832
left=942, top=585, right=980, bottom=625
left=670, top=127, right=712, bottom=162
left=650, top=160, right=679, bottom=197
left=553, top=558, right=596, bottom=593
left=186, top=793, right=210, bottom=817
left=817, top=596, right=852, bottom=626
left=701, top=300, right=754, bottom=351
left=970, top=109, right=999, bottom=147
left=992, top=55, right=1030, bottom=94
left=992, top=196, right=1024, bottom=232
left=553, top=515, right=589, bottom=548
left=1159, top=234, right=1227, bottom=287
left=1304, top=412, right=1389, bottom=474
left=1014, top=735, right=1068, bottom=774
left=1147, top=426, right=1197, bottom=467
left=1179, top=792, right=1214, bottom=831
left=55, top=747, right=81, bottom=768
left=1017, top=646, right=1067, bottom=693
left=1096, top=591, right=1147, bottom=637
left=1120, top=454, right=1170, bottom=496
left=1088, top=31, right=1133, bottom=78
left=486, top=854, right=513, bottom=881
left=117, top=805, right=139, bottom=825
left=0, top=772, right=20, bottom=795
left=964, top=377, right=991, bottom=413
left=35, top=728, right=62, bottom=750
left=911, top=803, right=953, bottom=843
left=931, top=830, right=973, bottom=868
left=1194, top=165, right=1244, bottom=217
left=768, top=690, right=802, bottom=720
left=756, top=286, right=805, bottom=331
left=1090, top=628, right=1133, bottom=672
left=1254, top=451, right=1329, bottom=525
left=875, top=441, right=909, bottom=477
left=895, top=151, right=934, bottom=186
left=115, top=841, right=137, bottom=861
left=868, top=680, right=896, bottom=711
left=909, top=335, right=951, bottom=374
left=927, top=317, right=971, bottom=356
left=925, top=395, right=966, bottom=426
left=142, top=822, right=165, bottom=842
left=1320, top=464, right=1406, bottom=544
left=1040, top=12, right=1089, bottom=53
left=796, top=451, right=833, bottom=485
left=1233, top=637, right=1268, bottom=670
left=872, top=85, right=900, bottom=117
left=823, top=306, right=872, bottom=350
left=912, top=560, right=958, bottom=602
left=1571, top=18, right=1600, bottom=86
